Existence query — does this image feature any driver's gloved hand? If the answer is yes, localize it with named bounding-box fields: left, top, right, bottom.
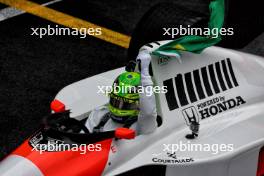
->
left=125, top=60, right=137, bottom=72
left=136, top=49, right=151, bottom=76
left=136, top=49, right=153, bottom=86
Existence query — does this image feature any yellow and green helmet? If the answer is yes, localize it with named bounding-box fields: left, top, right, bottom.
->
left=108, top=72, right=141, bottom=122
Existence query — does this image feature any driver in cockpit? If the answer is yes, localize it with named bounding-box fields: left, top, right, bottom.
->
left=84, top=48, right=157, bottom=135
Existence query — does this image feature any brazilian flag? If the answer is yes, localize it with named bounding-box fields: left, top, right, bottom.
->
left=152, top=0, right=225, bottom=57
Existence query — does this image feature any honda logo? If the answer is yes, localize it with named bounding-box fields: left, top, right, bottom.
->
left=182, top=106, right=199, bottom=126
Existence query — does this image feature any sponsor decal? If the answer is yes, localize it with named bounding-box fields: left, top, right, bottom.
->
left=197, top=96, right=246, bottom=119
left=163, top=58, right=239, bottom=111
left=29, top=131, right=102, bottom=154
left=182, top=106, right=200, bottom=126
left=111, top=146, right=117, bottom=153
left=152, top=152, right=194, bottom=164
left=29, top=131, right=44, bottom=147
left=181, top=95, right=246, bottom=124
left=29, top=132, right=64, bottom=151
left=157, top=55, right=170, bottom=65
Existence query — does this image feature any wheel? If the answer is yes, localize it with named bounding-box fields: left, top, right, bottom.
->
left=127, top=2, right=208, bottom=60
left=117, top=165, right=166, bottom=176
left=128, top=1, right=264, bottom=60
left=218, top=0, right=264, bottom=49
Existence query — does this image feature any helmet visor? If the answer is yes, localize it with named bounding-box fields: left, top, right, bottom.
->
left=109, top=93, right=139, bottom=111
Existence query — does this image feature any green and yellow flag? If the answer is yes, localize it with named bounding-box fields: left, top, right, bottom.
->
left=152, top=0, right=225, bottom=57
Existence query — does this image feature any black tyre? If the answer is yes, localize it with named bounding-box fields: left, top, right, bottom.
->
left=127, top=3, right=208, bottom=60
left=117, top=165, right=166, bottom=176
left=128, top=1, right=264, bottom=59
left=218, top=0, right=264, bottom=49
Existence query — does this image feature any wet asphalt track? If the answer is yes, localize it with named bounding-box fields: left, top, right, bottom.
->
left=0, top=0, right=264, bottom=160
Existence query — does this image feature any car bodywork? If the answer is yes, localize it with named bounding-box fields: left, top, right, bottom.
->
left=1, top=41, right=264, bottom=176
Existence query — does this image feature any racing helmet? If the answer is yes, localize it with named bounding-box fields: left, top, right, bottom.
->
left=108, top=72, right=140, bottom=123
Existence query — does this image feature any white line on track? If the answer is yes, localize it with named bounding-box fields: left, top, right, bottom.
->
left=0, top=0, right=62, bottom=21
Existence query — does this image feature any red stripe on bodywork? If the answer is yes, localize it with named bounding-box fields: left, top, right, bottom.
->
left=12, top=139, right=112, bottom=176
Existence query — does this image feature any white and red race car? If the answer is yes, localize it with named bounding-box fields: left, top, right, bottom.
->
left=0, top=40, right=264, bottom=176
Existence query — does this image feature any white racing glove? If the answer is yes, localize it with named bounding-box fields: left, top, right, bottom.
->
left=136, top=49, right=153, bottom=86
left=135, top=49, right=157, bottom=134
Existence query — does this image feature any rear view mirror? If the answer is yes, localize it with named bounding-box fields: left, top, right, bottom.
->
left=50, top=99, right=65, bottom=113
left=115, top=128, right=135, bottom=140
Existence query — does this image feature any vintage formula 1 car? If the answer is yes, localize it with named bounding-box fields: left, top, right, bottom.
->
left=1, top=0, right=264, bottom=175
left=0, top=39, right=264, bottom=176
